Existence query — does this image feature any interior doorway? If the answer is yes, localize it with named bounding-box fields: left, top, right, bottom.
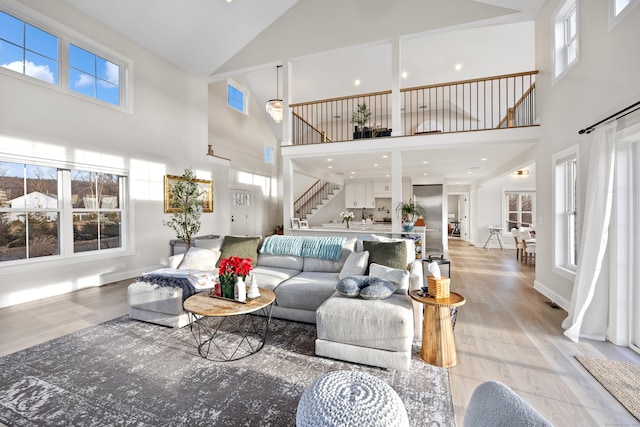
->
left=230, top=189, right=253, bottom=236
left=448, top=192, right=470, bottom=241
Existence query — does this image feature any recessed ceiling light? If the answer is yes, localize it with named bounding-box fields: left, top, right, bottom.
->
left=327, top=158, right=332, bottom=162
left=423, top=173, right=428, bottom=176
left=386, top=174, right=390, bottom=178
left=401, top=71, right=408, bottom=79
left=456, top=181, right=460, bottom=184
left=422, top=161, right=428, bottom=164
left=481, top=158, right=487, bottom=161
left=455, top=63, right=462, bottom=71
left=382, top=155, right=388, bottom=159
left=328, top=166, right=333, bottom=169
left=467, top=171, right=472, bottom=174
left=373, top=163, right=379, bottom=167
left=354, top=79, right=361, bottom=86
left=351, top=171, right=356, bottom=174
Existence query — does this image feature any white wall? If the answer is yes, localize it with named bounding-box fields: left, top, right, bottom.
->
left=534, top=0, right=640, bottom=306
left=0, top=1, right=227, bottom=307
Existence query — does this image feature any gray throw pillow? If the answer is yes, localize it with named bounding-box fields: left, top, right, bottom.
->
left=359, top=278, right=396, bottom=300
left=338, top=251, right=369, bottom=279
left=335, top=275, right=370, bottom=297
left=217, top=235, right=261, bottom=267
left=363, top=241, right=407, bottom=271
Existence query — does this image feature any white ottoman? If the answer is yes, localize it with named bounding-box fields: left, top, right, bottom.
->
left=296, top=370, right=409, bottom=427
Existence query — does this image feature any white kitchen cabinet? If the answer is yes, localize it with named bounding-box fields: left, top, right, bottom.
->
left=345, top=181, right=374, bottom=209
left=373, top=181, right=391, bottom=197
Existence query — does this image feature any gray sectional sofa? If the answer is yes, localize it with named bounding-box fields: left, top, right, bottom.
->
left=128, top=234, right=425, bottom=370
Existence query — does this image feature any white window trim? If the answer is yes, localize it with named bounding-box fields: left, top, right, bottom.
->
left=501, top=189, right=536, bottom=236
left=0, top=0, right=134, bottom=114
left=0, top=155, right=132, bottom=274
left=552, top=0, right=579, bottom=85
left=609, top=0, right=639, bottom=30
left=227, top=78, right=250, bottom=116
left=552, top=144, right=579, bottom=280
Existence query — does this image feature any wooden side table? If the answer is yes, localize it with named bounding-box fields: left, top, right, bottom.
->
left=409, top=290, right=466, bottom=368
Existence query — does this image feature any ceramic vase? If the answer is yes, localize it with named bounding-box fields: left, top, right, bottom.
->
left=247, top=275, right=260, bottom=299
left=235, top=276, right=246, bottom=302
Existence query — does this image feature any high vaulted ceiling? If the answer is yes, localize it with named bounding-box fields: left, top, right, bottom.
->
left=63, top=0, right=544, bottom=185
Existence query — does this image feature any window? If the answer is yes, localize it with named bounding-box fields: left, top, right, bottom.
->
left=227, top=80, right=249, bottom=115
left=0, top=10, right=59, bottom=84
left=0, top=6, right=130, bottom=111
left=609, top=0, right=638, bottom=29
left=0, top=160, right=126, bottom=264
left=553, top=0, right=579, bottom=81
left=553, top=145, right=579, bottom=278
left=505, top=191, right=535, bottom=229
left=69, top=44, right=120, bottom=106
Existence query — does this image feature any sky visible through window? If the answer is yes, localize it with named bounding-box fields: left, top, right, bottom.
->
left=0, top=10, right=120, bottom=106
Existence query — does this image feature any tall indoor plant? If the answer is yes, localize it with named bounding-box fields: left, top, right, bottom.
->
left=395, top=199, right=427, bottom=231
left=352, top=102, right=371, bottom=139
left=163, top=168, right=202, bottom=248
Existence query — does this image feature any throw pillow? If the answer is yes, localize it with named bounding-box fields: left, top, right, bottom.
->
left=339, top=251, right=369, bottom=279
left=217, top=235, right=262, bottom=267
left=178, top=247, right=221, bottom=270
left=371, top=234, right=416, bottom=267
left=363, top=241, right=407, bottom=271
left=193, top=238, right=223, bottom=251
left=168, top=253, right=185, bottom=269
left=335, top=276, right=370, bottom=297
left=369, top=263, right=410, bottom=295
left=359, top=277, right=396, bottom=300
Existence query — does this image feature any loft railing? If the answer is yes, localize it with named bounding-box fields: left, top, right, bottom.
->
left=294, top=180, right=342, bottom=219
left=402, top=70, right=538, bottom=134
left=291, top=91, right=391, bottom=145
left=290, top=70, right=538, bottom=145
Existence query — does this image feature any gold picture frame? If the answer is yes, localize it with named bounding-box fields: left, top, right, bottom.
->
left=164, top=175, right=214, bottom=213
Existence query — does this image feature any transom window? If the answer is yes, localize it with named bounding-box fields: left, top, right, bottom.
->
left=0, top=7, right=129, bottom=110
left=227, top=79, right=249, bottom=115
left=0, top=10, right=59, bottom=84
left=0, top=160, right=126, bottom=264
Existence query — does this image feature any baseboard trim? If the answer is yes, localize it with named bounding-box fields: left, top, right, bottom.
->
left=534, top=280, right=570, bottom=311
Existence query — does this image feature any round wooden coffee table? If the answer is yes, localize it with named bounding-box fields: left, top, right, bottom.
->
left=409, top=290, right=466, bottom=368
left=183, top=288, right=275, bottom=361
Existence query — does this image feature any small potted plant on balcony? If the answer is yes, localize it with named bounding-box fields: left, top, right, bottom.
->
left=395, top=199, right=427, bottom=232
left=352, top=103, right=371, bottom=139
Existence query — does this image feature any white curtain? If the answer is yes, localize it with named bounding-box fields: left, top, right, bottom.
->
left=562, top=122, right=617, bottom=342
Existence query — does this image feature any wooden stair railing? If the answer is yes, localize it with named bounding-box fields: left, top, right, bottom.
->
left=294, top=180, right=342, bottom=220
left=292, top=111, right=332, bottom=145
left=497, top=82, right=536, bottom=129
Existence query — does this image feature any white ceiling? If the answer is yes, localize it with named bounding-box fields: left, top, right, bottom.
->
left=62, top=0, right=544, bottom=186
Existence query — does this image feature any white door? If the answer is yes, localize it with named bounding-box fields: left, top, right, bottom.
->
left=459, top=193, right=470, bottom=240
left=230, top=190, right=253, bottom=236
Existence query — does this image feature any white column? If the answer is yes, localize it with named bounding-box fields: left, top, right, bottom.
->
left=391, top=36, right=402, bottom=137
left=391, top=151, right=403, bottom=233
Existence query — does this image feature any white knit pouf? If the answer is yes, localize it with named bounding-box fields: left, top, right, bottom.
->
left=296, top=370, right=410, bottom=427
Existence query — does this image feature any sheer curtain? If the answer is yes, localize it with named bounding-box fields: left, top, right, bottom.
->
left=562, top=122, right=617, bottom=342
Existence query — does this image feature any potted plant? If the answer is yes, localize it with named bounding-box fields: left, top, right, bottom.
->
left=351, top=103, right=371, bottom=139
left=163, top=168, right=202, bottom=248
left=395, top=199, right=427, bottom=231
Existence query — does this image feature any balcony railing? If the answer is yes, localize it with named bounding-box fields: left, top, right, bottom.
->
left=290, top=70, right=538, bottom=145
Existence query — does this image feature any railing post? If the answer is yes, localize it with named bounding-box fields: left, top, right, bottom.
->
left=507, top=108, right=514, bottom=127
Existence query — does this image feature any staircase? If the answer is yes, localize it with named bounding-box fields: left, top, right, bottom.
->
left=294, top=180, right=342, bottom=221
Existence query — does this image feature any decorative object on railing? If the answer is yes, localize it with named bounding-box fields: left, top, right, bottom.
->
left=290, top=71, right=538, bottom=145
left=578, top=100, right=640, bottom=135
left=403, top=71, right=538, bottom=135
left=294, top=180, right=342, bottom=220
left=291, top=91, right=391, bottom=145
left=266, top=65, right=283, bottom=123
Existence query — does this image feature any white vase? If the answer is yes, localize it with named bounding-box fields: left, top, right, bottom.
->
left=247, top=275, right=260, bottom=299
left=234, top=276, right=246, bottom=302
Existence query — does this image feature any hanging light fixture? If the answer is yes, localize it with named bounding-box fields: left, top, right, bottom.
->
left=266, top=65, right=283, bottom=123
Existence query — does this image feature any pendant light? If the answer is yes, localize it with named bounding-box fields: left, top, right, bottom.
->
left=266, top=65, right=283, bottom=123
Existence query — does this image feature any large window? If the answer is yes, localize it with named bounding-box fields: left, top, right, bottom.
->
left=553, top=145, right=579, bottom=277
left=505, top=191, right=535, bottom=229
left=553, top=0, right=579, bottom=81
left=0, top=7, right=129, bottom=110
left=0, top=160, right=126, bottom=264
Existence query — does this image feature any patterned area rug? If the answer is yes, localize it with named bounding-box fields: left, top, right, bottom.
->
left=0, top=316, right=454, bottom=426
left=576, top=355, right=640, bottom=421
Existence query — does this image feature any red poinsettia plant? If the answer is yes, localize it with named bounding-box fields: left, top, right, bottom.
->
left=218, top=256, right=253, bottom=280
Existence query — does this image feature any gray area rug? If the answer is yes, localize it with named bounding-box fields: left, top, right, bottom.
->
left=0, top=316, right=454, bottom=426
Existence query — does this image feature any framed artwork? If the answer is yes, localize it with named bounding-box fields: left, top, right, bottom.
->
left=164, top=175, right=214, bottom=213
left=299, top=219, right=309, bottom=229
left=291, top=218, right=301, bottom=229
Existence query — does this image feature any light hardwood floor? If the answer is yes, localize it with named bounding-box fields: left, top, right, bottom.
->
left=0, top=240, right=638, bottom=426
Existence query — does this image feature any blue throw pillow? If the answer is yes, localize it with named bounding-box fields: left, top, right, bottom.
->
left=336, top=275, right=370, bottom=297
left=359, top=277, right=396, bottom=300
